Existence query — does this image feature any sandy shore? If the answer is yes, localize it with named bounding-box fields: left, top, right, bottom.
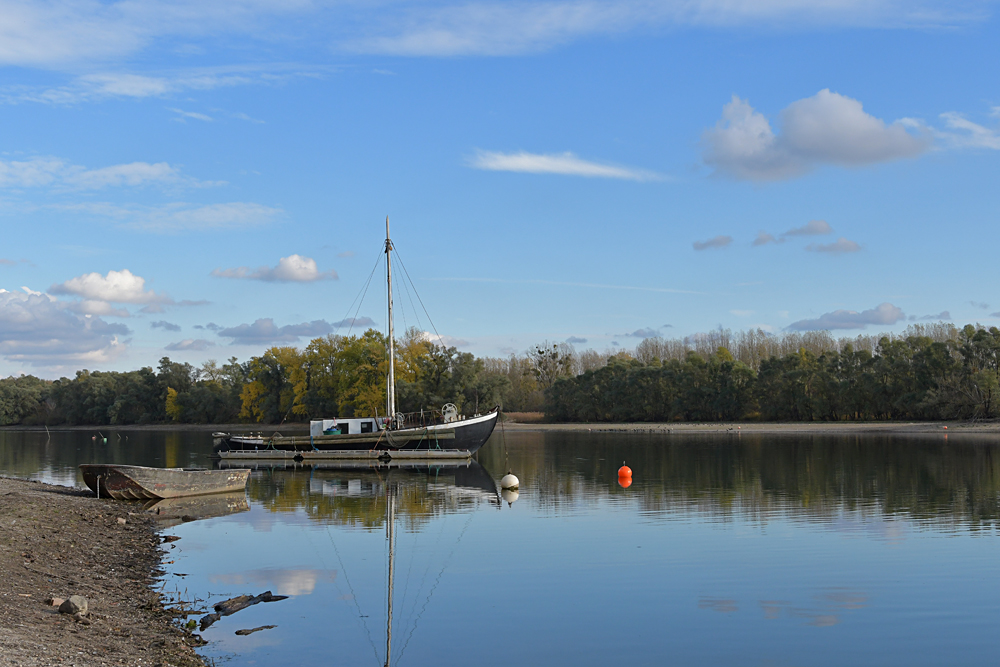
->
left=502, top=420, right=1000, bottom=435
left=0, top=477, right=206, bottom=667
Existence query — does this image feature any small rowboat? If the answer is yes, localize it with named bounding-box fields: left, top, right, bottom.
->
left=80, top=464, right=250, bottom=500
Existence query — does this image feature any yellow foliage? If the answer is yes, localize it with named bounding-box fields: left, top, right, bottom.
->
left=165, top=387, right=183, bottom=422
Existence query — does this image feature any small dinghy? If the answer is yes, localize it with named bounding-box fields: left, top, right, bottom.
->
left=80, top=464, right=250, bottom=500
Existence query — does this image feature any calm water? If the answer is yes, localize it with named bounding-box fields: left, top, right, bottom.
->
left=2, top=427, right=1000, bottom=666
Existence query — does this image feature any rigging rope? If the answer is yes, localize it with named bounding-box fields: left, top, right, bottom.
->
left=338, top=249, right=383, bottom=339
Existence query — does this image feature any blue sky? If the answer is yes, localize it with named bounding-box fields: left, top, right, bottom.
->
left=1, top=0, right=998, bottom=377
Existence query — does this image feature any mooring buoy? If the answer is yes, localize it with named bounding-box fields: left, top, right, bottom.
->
left=618, top=462, right=632, bottom=478
left=500, top=473, right=519, bottom=490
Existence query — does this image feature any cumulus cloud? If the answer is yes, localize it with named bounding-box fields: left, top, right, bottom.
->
left=0, top=288, right=129, bottom=365
left=52, top=201, right=282, bottom=233
left=165, top=338, right=214, bottom=351
left=784, top=219, right=832, bottom=237
left=50, top=269, right=167, bottom=305
left=693, top=235, right=732, bottom=251
left=218, top=318, right=333, bottom=344
left=806, top=237, right=862, bottom=253
left=788, top=302, right=905, bottom=331
left=703, top=90, right=929, bottom=181
left=151, top=320, right=181, bottom=332
left=566, top=336, right=587, bottom=344
left=467, top=150, right=661, bottom=181
left=331, top=316, right=376, bottom=329
left=211, top=255, right=337, bottom=282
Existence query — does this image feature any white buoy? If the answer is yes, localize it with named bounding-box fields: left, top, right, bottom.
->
left=500, top=473, right=519, bottom=490
left=501, top=488, right=519, bottom=506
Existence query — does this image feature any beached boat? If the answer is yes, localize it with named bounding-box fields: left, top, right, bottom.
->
left=214, top=218, right=499, bottom=462
left=80, top=464, right=250, bottom=500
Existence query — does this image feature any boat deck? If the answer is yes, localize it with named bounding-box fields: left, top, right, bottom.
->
left=218, top=449, right=473, bottom=462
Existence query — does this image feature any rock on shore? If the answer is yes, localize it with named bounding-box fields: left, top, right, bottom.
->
left=0, top=476, right=206, bottom=667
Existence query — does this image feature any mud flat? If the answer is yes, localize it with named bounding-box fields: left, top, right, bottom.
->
left=0, top=477, right=205, bottom=667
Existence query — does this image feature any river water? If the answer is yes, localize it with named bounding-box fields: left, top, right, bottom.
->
left=2, top=427, right=999, bottom=666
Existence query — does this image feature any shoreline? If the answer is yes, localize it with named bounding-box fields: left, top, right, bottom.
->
left=0, top=477, right=206, bottom=666
left=501, top=420, right=1000, bottom=435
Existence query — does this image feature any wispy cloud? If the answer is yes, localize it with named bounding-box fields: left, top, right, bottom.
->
left=428, top=276, right=699, bottom=295
left=51, top=201, right=283, bottom=233
left=151, top=320, right=181, bottom=332
left=346, top=1, right=983, bottom=57
left=693, top=235, right=732, bottom=251
left=806, top=237, right=862, bottom=253
left=565, top=335, right=587, bottom=344
left=468, top=150, right=662, bottom=181
left=169, top=107, right=212, bottom=122
left=212, top=255, right=337, bottom=282
left=0, top=157, right=211, bottom=190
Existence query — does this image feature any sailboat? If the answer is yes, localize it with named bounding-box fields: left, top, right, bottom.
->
left=215, top=219, right=500, bottom=462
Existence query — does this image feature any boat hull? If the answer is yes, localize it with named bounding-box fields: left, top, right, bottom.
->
left=80, top=465, right=250, bottom=500
left=215, top=408, right=499, bottom=460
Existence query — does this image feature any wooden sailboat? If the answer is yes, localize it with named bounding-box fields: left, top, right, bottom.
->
left=216, top=218, right=499, bottom=462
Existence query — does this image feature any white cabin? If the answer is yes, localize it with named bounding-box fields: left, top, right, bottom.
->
left=310, top=418, right=381, bottom=437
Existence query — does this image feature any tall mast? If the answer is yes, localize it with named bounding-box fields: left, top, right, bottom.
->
left=385, top=216, right=397, bottom=424
left=384, top=486, right=396, bottom=667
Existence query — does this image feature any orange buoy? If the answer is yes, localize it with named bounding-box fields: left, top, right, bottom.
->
left=618, top=463, right=632, bottom=478
left=618, top=476, right=632, bottom=489
left=943, top=426, right=948, bottom=430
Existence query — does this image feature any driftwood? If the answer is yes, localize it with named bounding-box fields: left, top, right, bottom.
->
left=200, top=591, right=288, bottom=631
left=235, top=625, right=277, bottom=636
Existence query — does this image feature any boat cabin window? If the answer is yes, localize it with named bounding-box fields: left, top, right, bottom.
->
left=361, top=421, right=373, bottom=433
left=340, top=423, right=349, bottom=434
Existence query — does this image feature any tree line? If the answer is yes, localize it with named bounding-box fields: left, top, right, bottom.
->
left=1, top=321, right=997, bottom=426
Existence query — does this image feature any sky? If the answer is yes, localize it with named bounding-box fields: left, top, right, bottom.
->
left=1, top=0, right=999, bottom=377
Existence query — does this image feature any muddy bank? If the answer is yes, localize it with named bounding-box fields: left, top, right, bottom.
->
left=503, top=420, right=1000, bottom=435
left=0, top=477, right=206, bottom=667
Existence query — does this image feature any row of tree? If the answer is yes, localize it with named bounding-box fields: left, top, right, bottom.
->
left=1, top=322, right=997, bottom=426
left=547, top=324, right=1000, bottom=422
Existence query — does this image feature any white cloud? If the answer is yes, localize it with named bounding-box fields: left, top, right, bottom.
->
left=211, top=255, right=337, bottom=282
left=218, top=318, right=334, bottom=344
left=53, top=201, right=282, bottom=232
left=788, top=302, right=905, bottom=331
left=331, top=316, right=376, bottom=329
left=168, top=107, right=213, bottom=122
left=165, top=338, right=214, bottom=351
left=693, top=235, right=732, bottom=251
left=0, top=288, right=129, bottom=366
left=468, top=150, right=661, bottom=181
left=703, top=90, right=929, bottom=181
left=49, top=269, right=166, bottom=304
left=937, top=112, right=1000, bottom=149
left=421, top=331, right=470, bottom=348
left=806, top=237, right=862, bottom=253
left=622, top=327, right=660, bottom=338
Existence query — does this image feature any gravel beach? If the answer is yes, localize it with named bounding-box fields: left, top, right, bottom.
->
left=0, top=477, right=206, bottom=667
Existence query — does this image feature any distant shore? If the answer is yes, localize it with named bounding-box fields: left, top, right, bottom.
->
left=501, top=420, right=1000, bottom=435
